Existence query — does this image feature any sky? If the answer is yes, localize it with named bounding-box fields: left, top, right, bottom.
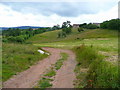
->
left=0, top=0, right=119, bottom=27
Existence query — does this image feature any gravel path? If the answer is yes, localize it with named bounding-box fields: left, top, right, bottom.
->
left=3, top=47, right=76, bottom=88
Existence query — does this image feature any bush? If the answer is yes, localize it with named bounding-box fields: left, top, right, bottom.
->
left=78, top=28, right=84, bottom=32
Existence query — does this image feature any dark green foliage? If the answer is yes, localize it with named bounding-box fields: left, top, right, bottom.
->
left=51, top=24, right=61, bottom=30
left=79, top=23, right=87, bottom=27
left=2, top=27, right=47, bottom=43
left=79, top=23, right=99, bottom=29
left=62, top=21, right=72, bottom=34
left=78, top=28, right=84, bottom=32
left=58, top=21, right=72, bottom=38
left=100, top=19, right=120, bottom=30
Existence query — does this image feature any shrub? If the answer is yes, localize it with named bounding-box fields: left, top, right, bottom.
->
left=78, top=28, right=84, bottom=32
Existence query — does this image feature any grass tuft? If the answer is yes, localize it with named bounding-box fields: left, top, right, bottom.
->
left=73, top=44, right=119, bottom=88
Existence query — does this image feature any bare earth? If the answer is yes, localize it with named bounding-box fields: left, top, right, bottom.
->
left=3, top=47, right=76, bottom=88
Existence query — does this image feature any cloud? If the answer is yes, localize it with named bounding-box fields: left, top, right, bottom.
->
left=0, top=2, right=118, bottom=27
left=1, top=1, right=118, bottom=17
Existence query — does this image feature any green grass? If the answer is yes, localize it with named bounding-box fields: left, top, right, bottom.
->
left=28, top=28, right=118, bottom=88
left=73, top=45, right=119, bottom=88
left=44, top=69, right=56, bottom=77
left=27, top=29, right=118, bottom=44
left=37, top=77, right=53, bottom=88
left=30, top=29, right=117, bottom=54
left=55, top=53, right=68, bottom=70
left=73, top=44, right=101, bottom=68
left=87, top=58, right=119, bottom=88
left=34, top=38, right=118, bottom=54
left=2, top=28, right=118, bottom=88
left=36, top=53, right=68, bottom=88
left=2, top=43, right=48, bottom=81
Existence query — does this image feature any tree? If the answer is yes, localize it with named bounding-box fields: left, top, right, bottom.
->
left=52, top=24, right=61, bottom=30
left=79, top=23, right=87, bottom=27
left=100, top=19, right=120, bottom=30
left=62, top=21, right=72, bottom=34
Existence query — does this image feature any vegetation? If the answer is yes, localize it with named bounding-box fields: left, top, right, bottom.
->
left=2, top=18, right=118, bottom=88
left=2, top=28, right=48, bottom=43
left=73, top=45, right=119, bottom=88
left=2, top=43, right=48, bottom=81
left=35, top=53, right=68, bottom=88
left=27, top=28, right=118, bottom=44
left=44, top=69, right=56, bottom=77
left=57, top=21, right=72, bottom=38
left=28, top=25, right=118, bottom=88
left=37, top=77, right=53, bottom=88
left=55, top=53, right=68, bottom=70
left=51, top=24, right=61, bottom=30
left=79, top=23, right=99, bottom=29
left=100, top=19, right=120, bottom=30
left=78, top=27, right=84, bottom=32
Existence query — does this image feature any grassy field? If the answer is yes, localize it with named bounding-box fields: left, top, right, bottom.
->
left=73, top=45, right=119, bottom=88
left=2, top=43, right=48, bottom=81
left=27, top=29, right=117, bottom=44
left=2, top=28, right=118, bottom=88
left=29, top=29, right=118, bottom=54
left=27, top=28, right=118, bottom=88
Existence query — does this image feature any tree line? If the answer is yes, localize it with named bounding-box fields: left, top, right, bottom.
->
left=2, top=28, right=48, bottom=43
left=100, top=18, right=120, bottom=30
left=79, top=23, right=99, bottom=29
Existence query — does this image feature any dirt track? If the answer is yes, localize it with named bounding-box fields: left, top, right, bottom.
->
left=3, top=47, right=76, bottom=88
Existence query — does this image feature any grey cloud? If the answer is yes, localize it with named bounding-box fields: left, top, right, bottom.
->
left=1, top=2, right=117, bottom=17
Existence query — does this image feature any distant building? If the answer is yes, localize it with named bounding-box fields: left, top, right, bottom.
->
left=93, top=23, right=100, bottom=26
left=73, top=24, right=80, bottom=28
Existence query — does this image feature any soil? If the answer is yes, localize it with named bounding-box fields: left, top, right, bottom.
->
left=3, top=47, right=76, bottom=88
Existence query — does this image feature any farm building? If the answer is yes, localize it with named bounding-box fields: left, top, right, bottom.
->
left=73, top=24, right=80, bottom=28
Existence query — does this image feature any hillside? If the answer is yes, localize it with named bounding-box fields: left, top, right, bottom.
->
left=27, top=28, right=118, bottom=44
left=3, top=28, right=118, bottom=88
left=27, top=28, right=118, bottom=52
left=26, top=28, right=118, bottom=88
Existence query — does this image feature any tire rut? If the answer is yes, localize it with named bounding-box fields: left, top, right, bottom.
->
left=3, top=47, right=76, bottom=88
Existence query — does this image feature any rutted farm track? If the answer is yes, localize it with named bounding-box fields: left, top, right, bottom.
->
left=3, top=47, right=76, bottom=88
